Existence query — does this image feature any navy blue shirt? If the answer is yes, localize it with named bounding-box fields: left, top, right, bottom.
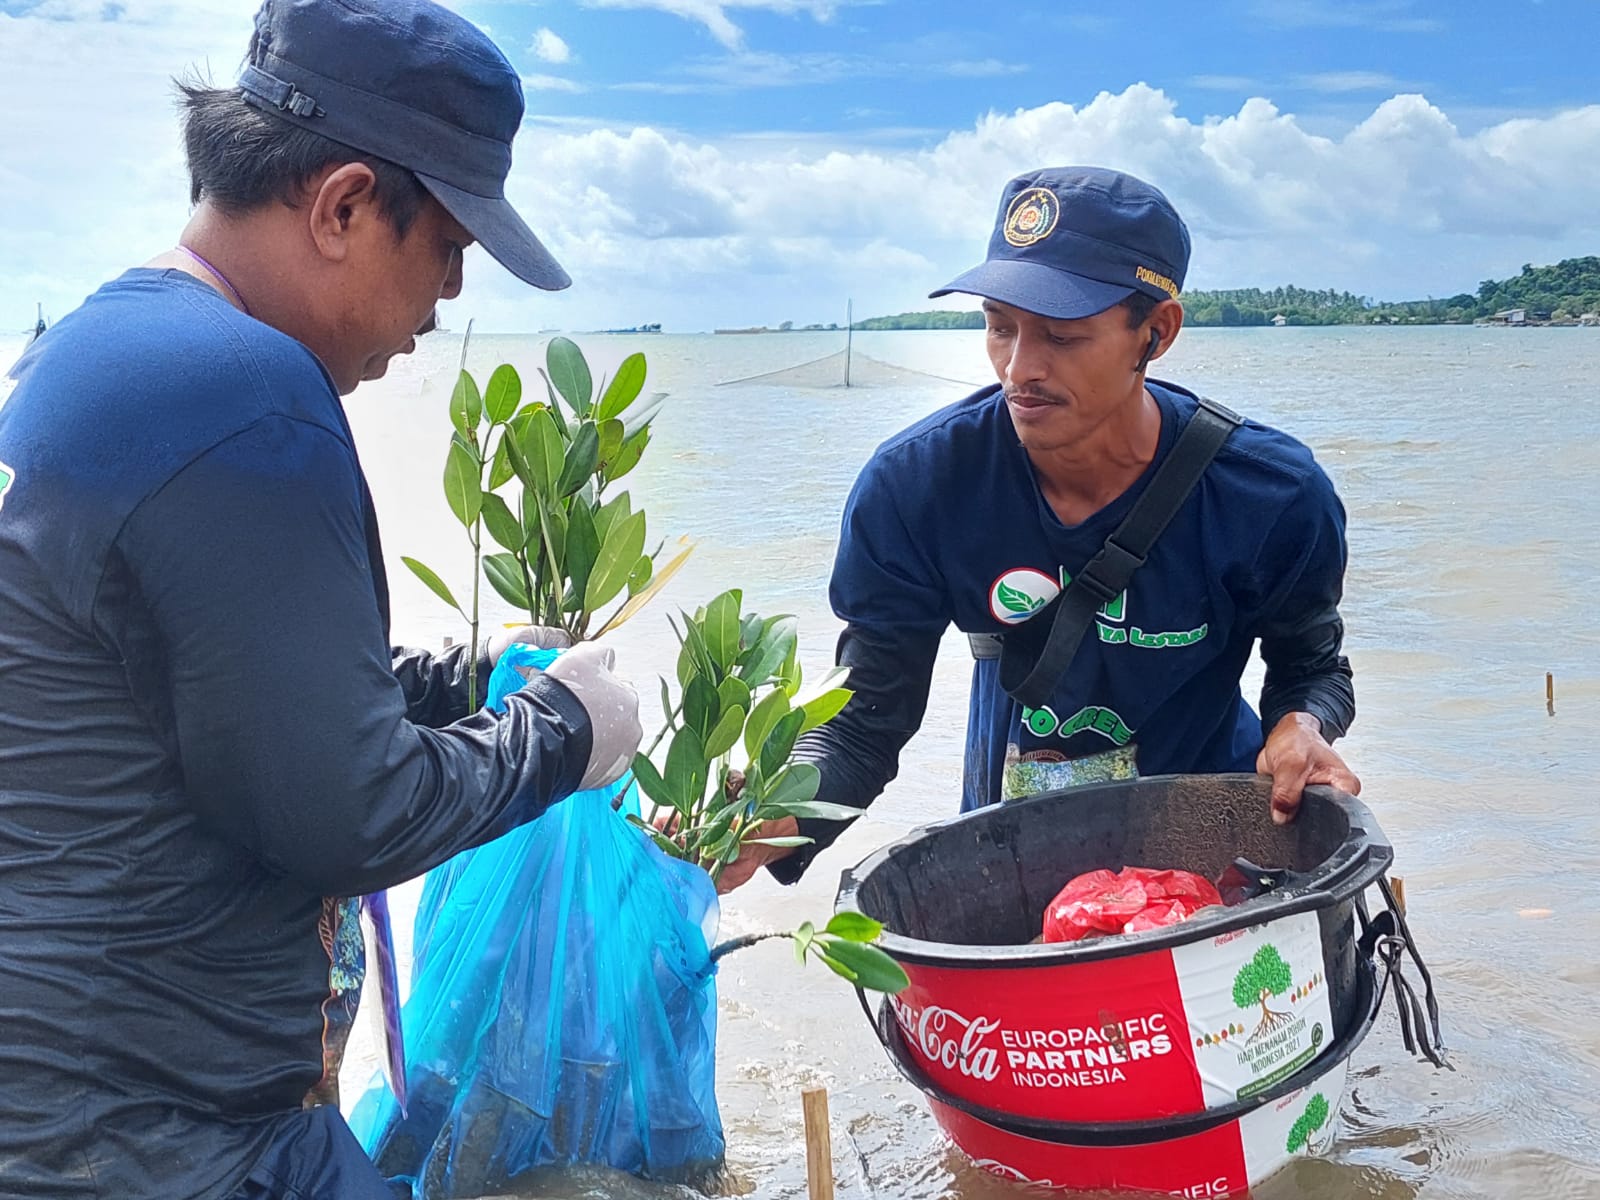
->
left=0, top=271, right=591, bottom=1199
left=779, top=380, right=1351, bottom=879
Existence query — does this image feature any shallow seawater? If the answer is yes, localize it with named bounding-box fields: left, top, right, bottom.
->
left=307, top=325, right=1600, bottom=1200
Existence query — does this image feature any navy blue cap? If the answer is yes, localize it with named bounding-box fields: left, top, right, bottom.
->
left=239, top=0, right=569, bottom=291
left=931, top=167, right=1189, bottom=319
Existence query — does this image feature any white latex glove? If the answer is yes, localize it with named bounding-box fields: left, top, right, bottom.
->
left=484, top=625, right=573, bottom=669
left=542, top=642, right=642, bottom=791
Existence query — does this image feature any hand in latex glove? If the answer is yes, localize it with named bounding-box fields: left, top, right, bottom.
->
left=484, top=625, right=573, bottom=670
left=543, top=642, right=642, bottom=790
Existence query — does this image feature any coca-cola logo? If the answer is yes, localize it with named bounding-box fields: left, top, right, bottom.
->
left=895, top=999, right=1002, bottom=1082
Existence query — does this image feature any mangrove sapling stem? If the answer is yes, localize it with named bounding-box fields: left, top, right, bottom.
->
left=645, top=700, right=684, bottom=757
left=708, top=931, right=789, bottom=963
left=469, top=522, right=481, bottom=710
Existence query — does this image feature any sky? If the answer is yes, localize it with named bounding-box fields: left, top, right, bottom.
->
left=2, top=0, right=1599, bottom=332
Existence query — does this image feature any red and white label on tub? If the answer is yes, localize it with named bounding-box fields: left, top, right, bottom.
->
left=1174, top=912, right=1334, bottom=1108
left=892, top=911, right=1333, bottom=1122
left=934, top=1055, right=1350, bottom=1196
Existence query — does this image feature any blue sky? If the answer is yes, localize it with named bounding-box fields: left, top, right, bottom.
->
left=2, top=0, right=1599, bottom=332
left=493, top=0, right=1596, bottom=139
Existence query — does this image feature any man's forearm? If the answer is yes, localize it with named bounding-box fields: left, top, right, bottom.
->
left=1259, top=614, right=1354, bottom=739
left=766, top=622, right=941, bottom=884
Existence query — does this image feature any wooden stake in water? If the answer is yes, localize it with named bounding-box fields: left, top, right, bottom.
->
left=802, top=1087, right=835, bottom=1200
left=845, top=299, right=853, bottom=390
left=1391, top=876, right=1407, bottom=918
left=1547, top=671, right=1555, bottom=717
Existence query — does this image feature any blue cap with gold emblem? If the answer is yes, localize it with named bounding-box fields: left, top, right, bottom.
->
left=930, top=166, right=1189, bottom=319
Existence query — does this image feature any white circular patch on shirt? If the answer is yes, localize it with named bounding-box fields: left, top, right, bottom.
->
left=989, top=567, right=1059, bottom=624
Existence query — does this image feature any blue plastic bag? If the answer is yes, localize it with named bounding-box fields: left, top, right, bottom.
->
left=348, top=645, right=724, bottom=1194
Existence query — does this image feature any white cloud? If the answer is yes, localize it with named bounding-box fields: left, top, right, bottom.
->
left=1252, top=0, right=1443, bottom=33
left=582, top=0, right=850, bottom=51
left=1295, top=71, right=1414, bottom=93
left=531, top=26, right=571, bottom=63
left=467, top=86, right=1600, bottom=330
left=1191, top=74, right=1263, bottom=92
left=523, top=73, right=585, bottom=93
left=2, top=2, right=1599, bottom=339
left=617, top=48, right=1024, bottom=93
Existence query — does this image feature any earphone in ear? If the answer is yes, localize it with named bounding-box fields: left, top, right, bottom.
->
left=1135, top=328, right=1161, bottom=373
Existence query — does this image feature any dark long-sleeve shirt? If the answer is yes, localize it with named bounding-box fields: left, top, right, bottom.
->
left=772, top=381, right=1353, bottom=884
left=0, top=271, right=591, bottom=1199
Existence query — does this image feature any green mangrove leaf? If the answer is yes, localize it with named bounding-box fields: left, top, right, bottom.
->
left=620, top=393, right=665, bottom=441
left=443, top=440, right=483, bottom=528
left=757, top=760, right=821, bottom=812
left=606, top=427, right=650, bottom=482
left=798, top=687, right=853, bottom=734
left=483, top=553, right=531, bottom=610
left=480, top=493, right=523, bottom=553
left=704, top=704, right=746, bottom=760
left=739, top=615, right=798, bottom=686
left=816, top=939, right=909, bottom=994
left=518, top=406, right=564, bottom=499
left=742, top=688, right=790, bottom=765
left=593, top=490, right=632, bottom=544
left=665, top=725, right=707, bottom=814
left=585, top=509, right=647, bottom=612
left=702, top=589, right=743, bottom=673
left=626, top=553, right=652, bottom=597
left=596, top=418, right=626, bottom=475
left=683, top=676, right=719, bottom=741
left=546, top=337, right=593, bottom=417
left=565, top=499, right=601, bottom=602
left=401, top=557, right=462, bottom=616
left=716, top=675, right=752, bottom=718
left=758, top=707, right=806, bottom=778
left=449, top=369, right=482, bottom=438
left=630, top=752, right=673, bottom=811
left=556, top=420, right=601, bottom=498
left=484, top=363, right=522, bottom=423
left=824, top=911, right=885, bottom=943
left=759, top=798, right=859, bottom=823
left=597, top=352, right=647, bottom=421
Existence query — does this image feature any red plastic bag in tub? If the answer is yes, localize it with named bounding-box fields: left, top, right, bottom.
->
left=1044, top=867, right=1223, bottom=942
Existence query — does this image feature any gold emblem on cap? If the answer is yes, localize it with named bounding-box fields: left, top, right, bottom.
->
left=1003, top=186, right=1060, bottom=248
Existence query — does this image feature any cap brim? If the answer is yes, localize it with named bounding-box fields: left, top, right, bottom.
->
left=419, top=174, right=571, bottom=291
left=930, top=259, right=1132, bottom=320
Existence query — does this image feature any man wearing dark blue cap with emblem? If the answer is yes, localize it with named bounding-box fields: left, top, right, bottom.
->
left=0, top=2, right=643, bottom=1196
left=721, top=166, right=1360, bottom=893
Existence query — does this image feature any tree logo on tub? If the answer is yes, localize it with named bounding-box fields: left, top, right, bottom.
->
left=1286, top=1091, right=1332, bottom=1154
left=1232, top=944, right=1294, bottom=1043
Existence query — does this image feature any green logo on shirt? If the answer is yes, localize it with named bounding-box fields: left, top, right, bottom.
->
left=1023, top=703, right=1136, bottom=747
left=0, top=460, right=13, bottom=514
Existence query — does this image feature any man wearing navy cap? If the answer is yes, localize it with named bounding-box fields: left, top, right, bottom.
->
left=725, top=166, right=1360, bottom=891
left=0, top=2, right=641, bottom=1196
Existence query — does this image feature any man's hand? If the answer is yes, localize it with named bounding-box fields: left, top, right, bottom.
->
left=714, top=817, right=801, bottom=895
left=1257, top=712, right=1360, bottom=825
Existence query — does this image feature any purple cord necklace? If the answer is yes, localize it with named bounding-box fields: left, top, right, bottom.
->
left=174, top=245, right=251, bottom=316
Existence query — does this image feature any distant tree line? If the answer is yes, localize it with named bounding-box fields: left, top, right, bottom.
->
left=857, top=257, right=1600, bottom=329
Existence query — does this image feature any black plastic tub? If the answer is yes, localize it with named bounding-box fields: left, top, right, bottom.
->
left=835, top=775, right=1392, bottom=1125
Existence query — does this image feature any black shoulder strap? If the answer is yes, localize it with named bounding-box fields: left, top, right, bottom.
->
left=997, top=397, right=1243, bottom=709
